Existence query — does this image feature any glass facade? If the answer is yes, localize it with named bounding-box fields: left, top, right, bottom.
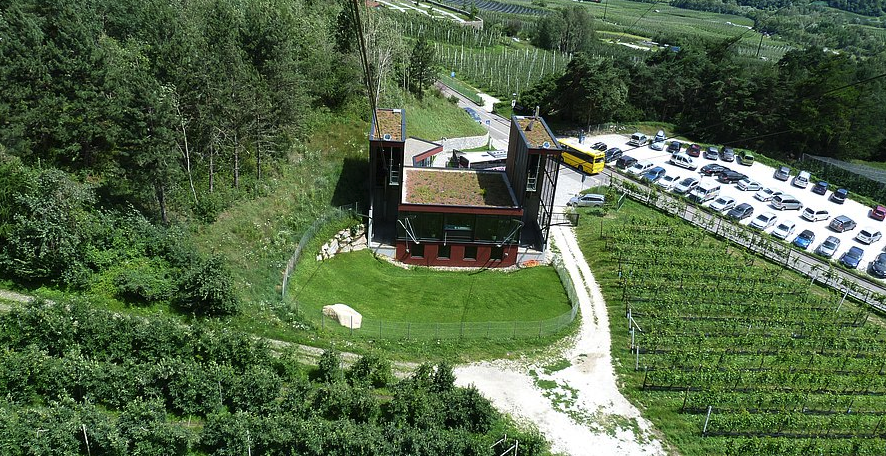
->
left=398, top=212, right=521, bottom=245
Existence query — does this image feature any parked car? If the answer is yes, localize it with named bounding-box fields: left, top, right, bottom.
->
left=726, top=203, right=754, bottom=221
left=816, top=236, right=841, bottom=258
left=704, top=147, right=719, bottom=160
left=627, top=160, right=654, bottom=176
left=567, top=193, right=605, bottom=207
left=855, top=227, right=882, bottom=245
left=653, top=130, right=666, bottom=143
left=754, top=188, right=782, bottom=202
left=840, top=246, right=865, bottom=269
left=604, top=147, right=624, bottom=163
left=686, top=144, right=702, bottom=157
left=801, top=207, right=830, bottom=222
left=717, top=170, right=747, bottom=184
left=737, top=178, right=762, bottom=191
left=774, top=166, right=791, bottom=181
left=627, top=132, right=648, bottom=146
left=649, top=140, right=665, bottom=151
left=792, top=171, right=811, bottom=189
left=700, top=164, right=729, bottom=176
left=771, top=220, right=797, bottom=240
left=871, top=205, right=886, bottom=221
left=811, top=181, right=828, bottom=195
left=616, top=155, right=638, bottom=170
left=666, top=141, right=682, bottom=155
left=669, top=153, right=696, bottom=170
left=750, top=212, right=778, bottom=230
left=792, top=229, right=815, bottom=250
left=591, top=142, right=607, bottom=151
left=829, top=215, right=857, bottom=232
left=673, top=177, right=700, bottom=195
left=771, top=194, right=803, bottom=211
left=720, top=146, right=735, bottom=162
left=831, top=188, right=849, bottom=204
left=709, top=196, right=736, bottom=212
left=656, top=174, right=681, bottom=191
left=869, top=253, right=886, bottom=278
left=737, top=150, right=755, bottom=166
left=641, top=166, right=667, bottom=183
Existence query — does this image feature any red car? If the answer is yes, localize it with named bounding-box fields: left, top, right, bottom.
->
left=686, top=144, right=702, bottom=157
left=871, top=205, right=886, bottom=221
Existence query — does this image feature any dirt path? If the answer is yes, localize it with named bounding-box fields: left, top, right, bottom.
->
left=453, top=226, right=666, bottom=455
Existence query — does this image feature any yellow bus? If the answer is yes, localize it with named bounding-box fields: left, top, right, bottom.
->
left=557, top=139, right=605, bottom=174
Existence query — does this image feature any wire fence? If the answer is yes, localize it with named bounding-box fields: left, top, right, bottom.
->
left=280, top=202, right=361, bottom=299
left=606, top=169, right=886, bottom=314
left=800, top=154, right=886, bottom=204
left=312, top=254, right=580, bottom=340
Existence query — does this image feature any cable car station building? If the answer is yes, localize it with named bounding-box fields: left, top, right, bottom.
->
left=367, top=108, right=561, bottom=268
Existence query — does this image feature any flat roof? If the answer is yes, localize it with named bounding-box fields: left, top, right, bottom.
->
left=405, top=137, right=442, bottom=165
left=372, top=108, right=404, bottom=141
left=515, top=116, right=558, bottom=149
left=402, top=168, right=518, bottom=207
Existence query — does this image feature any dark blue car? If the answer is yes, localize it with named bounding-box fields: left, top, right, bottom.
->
left=840, top=246, right=865, bottom=269
left=812, top=181, right=828, bottom=195
left=792, top=229, right=815, bottom=250
left=641, top=166, right=667, bottom=183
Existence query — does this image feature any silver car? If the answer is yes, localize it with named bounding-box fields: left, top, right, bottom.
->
left=816, top=236, right=841, bottom=258
left=750, top=212, right=778, bottom=230
left=567, top=193, right=606, bottom=207
left=709, top=196, right=736, bottom=212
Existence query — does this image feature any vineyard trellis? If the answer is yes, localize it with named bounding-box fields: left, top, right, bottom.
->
left=435, top=43, right=571, bottom=98
left=594, top=180, right=886, bottom=453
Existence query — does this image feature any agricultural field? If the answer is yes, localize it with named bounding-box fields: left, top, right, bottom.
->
left=436, top=43, right=571, bottom=100
left=436, top=0, right=548, bottom=15
left=576, top=197, right=886, bottom=455
left=554, top=0, right=795, bottom=60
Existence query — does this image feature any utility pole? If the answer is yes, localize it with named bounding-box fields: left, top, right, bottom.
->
left=755, top=32, right=764, bottom=59
left=603, top=0, right=609, bottom=22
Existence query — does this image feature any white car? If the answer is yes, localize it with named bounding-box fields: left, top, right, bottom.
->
left=709, top=196, right=736, bottom=212
left=737, top=178, right=762, bottom=191
left=801, top=207, right=830, bottom=222
left=750, top=212, right=778, bottom=230
left=656, top=174, right=681, bottom=191
left=649, top=140, right=665, bottom=151
left=627, top=160, right=654, bottom=176
left=856, top=227, right=883, bottom=245
left=673, top=177, right=700, bottom=195
left=754, top=188, right=782, bottom=202
left=771, top=220, right=797, bottom=240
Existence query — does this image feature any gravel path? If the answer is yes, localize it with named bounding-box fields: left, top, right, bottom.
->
left=454, top=226, right=666, bottom=455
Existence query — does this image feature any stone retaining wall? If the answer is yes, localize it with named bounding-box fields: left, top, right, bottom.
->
left=317, top=224, right=367, bottom=261
left=440, top=134, right=489, bottom=152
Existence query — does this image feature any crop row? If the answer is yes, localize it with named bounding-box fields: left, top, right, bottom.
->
left=435, top=0, right=546, bottom=16
left=684, top=390, right=886, bottom=416
left=435, top=43, right=569, bottom=97
left=645, top=367, right=886, bottom=394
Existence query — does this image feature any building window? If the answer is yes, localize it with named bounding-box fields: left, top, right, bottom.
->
left=491, top=246, right=504, bottom=261
left=410, top=243, right=424, bottom=258
left=464, top=246, right=477, bottom=261
left=438, top=244, right=451, bottom=259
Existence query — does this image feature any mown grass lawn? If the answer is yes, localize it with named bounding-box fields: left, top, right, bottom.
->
left=289, top=250, right=571, bottom=323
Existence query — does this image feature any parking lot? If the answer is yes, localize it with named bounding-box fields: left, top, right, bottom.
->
left=561, top=133, right=886, bottom=279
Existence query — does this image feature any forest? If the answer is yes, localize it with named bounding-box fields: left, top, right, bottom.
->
left=519, top=39, right=886, bottom=162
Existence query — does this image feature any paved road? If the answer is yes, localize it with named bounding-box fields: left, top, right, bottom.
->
left=435, top=81, right=511, bottom=146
